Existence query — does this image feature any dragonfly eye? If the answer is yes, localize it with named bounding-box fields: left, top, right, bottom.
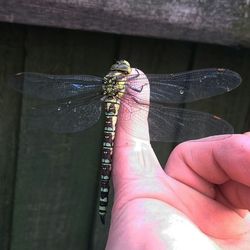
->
left=110, top=60, right=132, bottom=74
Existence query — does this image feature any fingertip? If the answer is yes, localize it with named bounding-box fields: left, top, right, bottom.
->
left=115, top=68, right=150, bottom=145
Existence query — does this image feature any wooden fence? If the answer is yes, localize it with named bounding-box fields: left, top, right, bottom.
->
left=0, top=1, right=250, bottom=249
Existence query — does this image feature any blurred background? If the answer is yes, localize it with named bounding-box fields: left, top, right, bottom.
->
left=0, top=1, right=249, bottom=249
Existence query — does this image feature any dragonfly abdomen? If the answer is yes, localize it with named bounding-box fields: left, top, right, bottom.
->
left=99, top=97, right=121, bottom=224
left=99, top=60, right=131, bottom=224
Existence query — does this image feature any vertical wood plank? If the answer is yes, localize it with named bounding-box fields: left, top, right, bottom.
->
left=10, top=27, right=118, bottom=250
left=0, top=23, right=25, bottom=250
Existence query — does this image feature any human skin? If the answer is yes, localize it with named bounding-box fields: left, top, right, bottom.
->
left=105, top=69, right=250, bottom=250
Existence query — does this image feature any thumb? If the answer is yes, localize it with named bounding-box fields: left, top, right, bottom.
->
left=112, top=68, right=161, bottom=190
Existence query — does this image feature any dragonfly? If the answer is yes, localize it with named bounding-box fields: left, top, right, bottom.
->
left=9, top=60, right=241, bottom=224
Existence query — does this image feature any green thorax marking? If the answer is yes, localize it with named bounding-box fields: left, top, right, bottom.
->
left=103, top=60, right=132, bottom=100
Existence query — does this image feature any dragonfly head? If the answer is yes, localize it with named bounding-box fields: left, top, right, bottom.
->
left=110, top=60, right=132, bottom=74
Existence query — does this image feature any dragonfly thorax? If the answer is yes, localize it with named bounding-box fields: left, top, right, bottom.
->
left=103, top=71, right=126, bottom=99
left=102, top=60, right=132, bottom=99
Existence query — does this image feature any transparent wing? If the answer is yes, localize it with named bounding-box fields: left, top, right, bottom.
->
left=125, top=68, right=241, bottom=104
left=119, top=93, right=233, bottom=143
left=23, top=96, right=103, bottom=133
left=148, top=105, right=233, bottom=142
left=8, top=72, right=103, bottom=100
left=9, top=68, right=240, bottom=103
left=9, top=68, right=240, bottom=137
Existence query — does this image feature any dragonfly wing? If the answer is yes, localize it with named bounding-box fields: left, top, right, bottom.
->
left=148, top=105, right=233, bottom=142
left=119, top=94, right=233, bottom=143
left=23, top=97, right=102, bottom=133
left=144, top=68, right=241, bottom=103
left=8, top=72, right=103, bottom=100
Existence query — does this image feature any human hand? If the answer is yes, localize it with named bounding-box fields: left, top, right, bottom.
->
left=105, top=69, right=250, bottom=250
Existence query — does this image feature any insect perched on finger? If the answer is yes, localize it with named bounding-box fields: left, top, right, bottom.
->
left=9, top=60, right=241, bottom=224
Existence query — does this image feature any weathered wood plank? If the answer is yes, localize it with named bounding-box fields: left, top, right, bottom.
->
left=10, top=27, right=118, bottom=250
left=0, top=0, right=250, bottom=47
left=0, top=23, right=25, bottom=250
